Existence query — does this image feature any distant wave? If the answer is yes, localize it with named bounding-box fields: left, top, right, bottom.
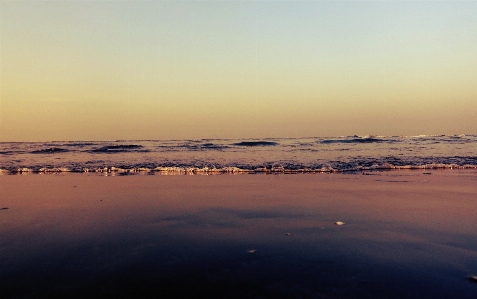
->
left=202, top=143, right=228, bottom=149
left=232, top=141, right=278, bottom=146
left=31, top=148, right=69, bottom=154
left=63, top=142, right=98, bottom=147
left=91, top=145, right=145, bottom=153
left=320, top=137, right=385, bottom=144
left=157, top=143, right=229, bottom=151
left=0, top=151, right=15, bottom=155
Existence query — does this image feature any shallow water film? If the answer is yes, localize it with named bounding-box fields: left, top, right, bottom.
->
left=1, top=172, right=477, bottom=298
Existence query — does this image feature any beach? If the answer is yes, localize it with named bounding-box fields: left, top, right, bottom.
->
left=3, top=1, right=477, bottom=298
left=1, top=170, right=476, bottom=298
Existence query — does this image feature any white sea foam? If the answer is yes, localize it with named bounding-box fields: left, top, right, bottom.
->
left=1, top=163, right=476, bottom=175
left=38, top=167, right=72, bottom=173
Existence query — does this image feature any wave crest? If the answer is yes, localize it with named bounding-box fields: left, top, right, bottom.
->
left=31, top=148, right=69, bottom=154
left=232, top=141, right=278, bottom=147
left=321, top=137, right=384, bottom=144
left=92, top=145, right=145, bottom=153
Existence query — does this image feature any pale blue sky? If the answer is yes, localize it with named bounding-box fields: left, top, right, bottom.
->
left=1, top=1, right=476, bottom=141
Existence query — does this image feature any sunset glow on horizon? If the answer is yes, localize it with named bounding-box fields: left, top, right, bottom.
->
left=1, top=1, right=476, bottom=142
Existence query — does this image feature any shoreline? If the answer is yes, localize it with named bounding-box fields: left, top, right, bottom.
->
left=2, top=165, right=477, bottom=175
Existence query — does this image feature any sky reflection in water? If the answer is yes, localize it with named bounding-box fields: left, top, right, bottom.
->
left=1, top=173, right=477, bottom=298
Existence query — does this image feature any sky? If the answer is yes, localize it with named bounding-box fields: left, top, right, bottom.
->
left=1, top=0, right=476, bottom=142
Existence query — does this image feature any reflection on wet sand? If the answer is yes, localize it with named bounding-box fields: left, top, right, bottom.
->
left=1, top=171, right=477, bottom=298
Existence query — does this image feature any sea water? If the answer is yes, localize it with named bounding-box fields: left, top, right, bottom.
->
left=2, top=138, right=477, bottom=299
left=1, top=135, right=476, bottom=174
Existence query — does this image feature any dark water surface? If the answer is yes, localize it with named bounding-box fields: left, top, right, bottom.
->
left=1, top=172, right=477, bottom=298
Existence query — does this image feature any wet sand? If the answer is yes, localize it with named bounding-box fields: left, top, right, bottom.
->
left=1, top=171, right=477, bottom=298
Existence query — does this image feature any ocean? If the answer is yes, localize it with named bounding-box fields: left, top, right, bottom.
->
left=1, top=135, right=476, bottom=174
left=1, top=136, right=477, bottom=299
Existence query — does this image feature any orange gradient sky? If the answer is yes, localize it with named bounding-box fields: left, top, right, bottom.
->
left=1, top=1, right=476, bottom=141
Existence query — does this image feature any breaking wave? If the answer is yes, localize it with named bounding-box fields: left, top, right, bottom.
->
left=2, top=158, right=477, bottom=175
